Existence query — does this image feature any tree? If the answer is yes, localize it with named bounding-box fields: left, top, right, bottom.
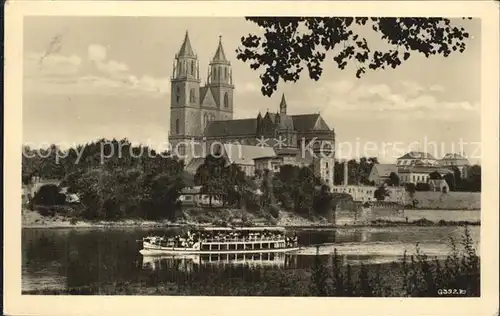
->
left=443, top=173, right=456, bottom=191
left=358, top=157, right=378, bottom=185
left=223, top=163, right=247, bottom=208
left=386, top=172, right=400, bottom=186
left=147, top=173, right=184, bottom=220
left=236, top=17, right=472, bottom=96
left=463, top=164, right=481, bottom=192
left=429, top=171, right=442, bottom=180
left=416, top=182, right=431, bottom=191
left=313, top=184, right=333, bottom=215
left=32, top=184, right=66, bottom=206
left=374, top=185, right=390, bottom=201
left=450, top=166, right=463, bottom=190
left=195, top=154, right=228, bottom=207
left=405, top=183, right=418, bottom=207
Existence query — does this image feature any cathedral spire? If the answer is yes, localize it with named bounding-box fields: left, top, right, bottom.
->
left=177, top=31, right=195, bottom=57
left=280, top=93, right=287, bottom=115
left=212, top=35, right=229, bottom=64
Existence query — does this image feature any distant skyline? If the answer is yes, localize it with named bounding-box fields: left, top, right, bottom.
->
left=23, top=17, right=481, bottom=163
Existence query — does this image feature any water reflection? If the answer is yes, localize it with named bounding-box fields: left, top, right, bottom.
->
left=141, top=252, right=299, bottom=272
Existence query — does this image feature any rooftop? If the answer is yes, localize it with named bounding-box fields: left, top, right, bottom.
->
left=397, top=151, right=437, bottom=160
left=371, top=164, right=398, bottom=177
left=177, top=31, right=196, bottom=57
left=223, top=144, right=276, bottom=166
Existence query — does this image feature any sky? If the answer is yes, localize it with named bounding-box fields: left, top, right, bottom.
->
left=23, top=17, right=481, bottom=163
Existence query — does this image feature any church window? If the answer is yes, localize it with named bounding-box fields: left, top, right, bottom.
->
left=218, top=67, right=221, bottom=80
left=190, top=88, right=196, bottom=103
left=213, top=68, right=217, bottom=81
left=175, top=119, right=180, bottom=135
left=224, top=67, right=228, bottom=79
left=224, top=92, right=229, bottom=108
left=191, top=61, right=195, bottom=76
left=176, top=86, right=180, bottom=103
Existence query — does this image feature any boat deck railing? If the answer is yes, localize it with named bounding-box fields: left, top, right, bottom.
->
left=201, top=237, right=286, bottom=243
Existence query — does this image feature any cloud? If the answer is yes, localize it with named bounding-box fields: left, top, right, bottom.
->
left=301, top=79, right=480, bottom=122
left=400, top=80, right=424, bottom=97
left=429, top=84, right=445, bottom=92
left=238, top=82, right=261, bottom=94
left=24, top=52, right=82, bottom=77
left=88, top=44, right=107, bottom=62
left=25, top=44, right=169, bottom=97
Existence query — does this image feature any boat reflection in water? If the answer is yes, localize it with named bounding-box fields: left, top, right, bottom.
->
left=141, top=252, right=299, bottom=272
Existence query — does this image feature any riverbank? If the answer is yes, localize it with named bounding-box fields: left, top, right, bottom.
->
left=21, top=257, right=480, bottom=297
left=22, top=208, right=480, bottom=229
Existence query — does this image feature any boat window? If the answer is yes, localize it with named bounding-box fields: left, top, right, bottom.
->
left=210, top=254, right=219, bottom=261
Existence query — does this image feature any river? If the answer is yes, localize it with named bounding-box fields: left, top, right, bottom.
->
left=22, top=220, right=480, bottom=294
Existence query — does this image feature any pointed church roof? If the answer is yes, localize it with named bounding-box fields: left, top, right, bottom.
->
left=212, top=36, right=229, bottom=63
left=178, top=31, right=195, bottom=57
left=280, top=93, right=287, bottom=108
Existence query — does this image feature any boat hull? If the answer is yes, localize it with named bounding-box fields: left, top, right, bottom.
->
left=140, top=247, right=301, bottom=256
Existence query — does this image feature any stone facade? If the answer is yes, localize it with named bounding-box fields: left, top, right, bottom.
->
left=169, top=32, right=235, bottom=160
left=168, top=31, right=336, bottom=188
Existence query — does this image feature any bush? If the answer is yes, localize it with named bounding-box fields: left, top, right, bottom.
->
left=401, top=226, right=479, bottom=296
left=307, top=227, right=479, bottom=297
left=266, top=204, right=280, bottom=219
left=415, top=183, right=430, bottom=191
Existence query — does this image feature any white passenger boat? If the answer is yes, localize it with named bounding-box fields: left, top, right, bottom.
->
left=139, top=226, right=300, bottom=256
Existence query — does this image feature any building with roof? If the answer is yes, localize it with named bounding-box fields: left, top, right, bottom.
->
left=440, top=153, right=470, bottom=178
left=168, top=31, right=336, bottom=187
left=221, top=144, right=277, bottom=177
left=440, top=153, right=470, bottom=167
left=368, top=164, right=398, bottom=186
left=396, top=151, right=439, bottom=168
left=398, top=166, right=453, bottom=185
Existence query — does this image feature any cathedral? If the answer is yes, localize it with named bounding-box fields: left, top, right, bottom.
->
left=168, top=31, right=336, bottom=185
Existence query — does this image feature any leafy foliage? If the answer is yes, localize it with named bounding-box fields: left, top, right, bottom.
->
left=374, top=185, right=390, bottom=201
left=401, top=226, right=479, bottom=296
left=386, top=172, right=400, bottom=186
left=272, top=165, right=316, bottom=217
left=23, top=139, right=185, bottom=220
left=236, top=17, right=472, bottom=96
left=334, top=158, right=378, bottom=186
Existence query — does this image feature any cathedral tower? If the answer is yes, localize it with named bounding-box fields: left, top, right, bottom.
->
left=279, top=93, right=287, bottom=115
left=169, top=31, right=202, bottom=162
left=207, top=36, right=234, bottom=121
